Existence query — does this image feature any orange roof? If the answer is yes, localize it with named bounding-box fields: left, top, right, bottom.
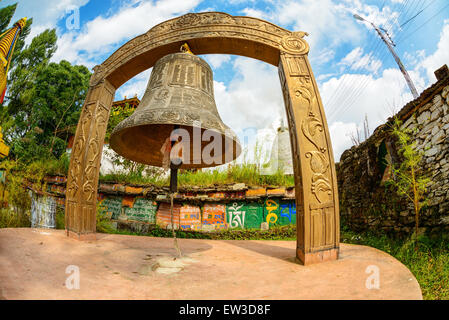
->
left=112, top=96, right=140, bottom=109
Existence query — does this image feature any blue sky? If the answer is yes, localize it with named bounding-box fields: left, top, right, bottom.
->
left=3, top=0, right=449, bottom=162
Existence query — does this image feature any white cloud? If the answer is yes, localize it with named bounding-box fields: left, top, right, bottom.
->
left=5, top=0, right=90, bottom=41
left=318, top=66, right=429, bottom=159
left=272, top=0, right=364, bottom=49
left=418, top=19, right=449, bottom=82
left=202, top=55, right=232, bottom=69
left=348, top=0, right=400, bottom=34
left=117, top=69, right=152, bottom=100
left=339, top=47, right=382, bottom=74
left=52, top=0, right=202, bottom=66
left=309, top=48, right=335, bottom=66
left=329, top=121, right=358, bottom=161
left=238, top=0, right=403, bottom=58
left=214, top=57, right=284, bottom=133
left=240, top=7, right=269, bottom=20
left=322, top=68, right=416, bottom=124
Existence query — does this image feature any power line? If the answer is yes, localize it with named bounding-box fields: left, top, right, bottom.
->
left=397, top=1, right=449, bottom=45
left=400, top=8, right=424, bottom=28
left=395, top=0, right=433, bottom=44
left=323, top=1, right=400, bottom=109
left=325, top=26, right=384, bottom=112
left=327, top=0, right=429, bottom=122
left=327, top=35, right=393, bottom=121
left=327, top=41, right=385, bottom=120
left=325, top=0, right=407, bottom=113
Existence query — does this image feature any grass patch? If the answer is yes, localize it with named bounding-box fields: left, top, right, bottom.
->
left=100, top=171, right=167, bottom=186
left=105, top=224, right=296, bottom=241
left=99, top=164, right=295, bottom=188
left=99, top=141, right=294, bottom=188
left=208, top=225, right=296, bottom=240
left=341, top=227, right=449, bottom=300
left=55, top=206, right=65, bottom=230
left=0, top=208, right=31, bottom=228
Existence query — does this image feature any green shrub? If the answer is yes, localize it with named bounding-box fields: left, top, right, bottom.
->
left=96, top=202, right=116, bottom=234
left=110, top=224, right=296, bottom=241
left=0, top=208, right=30, bottom=228
left=55, top=206, right=65, bottom=230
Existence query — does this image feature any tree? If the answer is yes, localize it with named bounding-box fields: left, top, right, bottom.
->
left=349, top=114, right=371, bottom=146
left=6, top=59, right=90, bottom=161
left=0, top=3, right=18, bottom=33
left=3, top=29, right=57, bottom=117
left=388, top=117, right=431, bottom=244
left=0, top=4, right=91, bottom=162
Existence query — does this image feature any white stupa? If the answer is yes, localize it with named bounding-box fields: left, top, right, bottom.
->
left=262, top=121, right=293, bottom=175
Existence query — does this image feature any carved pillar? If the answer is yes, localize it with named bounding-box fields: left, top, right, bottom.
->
left=279, top=51, right=340, bottom=265
left=65, top=78, right=116, bottom=240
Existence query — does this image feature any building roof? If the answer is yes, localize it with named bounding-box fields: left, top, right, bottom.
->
left=111, top=96, right=140, bottom=109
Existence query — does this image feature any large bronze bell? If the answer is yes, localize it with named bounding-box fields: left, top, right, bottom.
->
left=110, top=52, right=241, bottom=169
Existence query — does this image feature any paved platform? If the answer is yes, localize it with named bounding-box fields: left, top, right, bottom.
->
left=0, top=228, right=422, bottom=300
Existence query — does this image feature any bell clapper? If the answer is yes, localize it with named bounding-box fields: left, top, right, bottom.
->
left=169, top=126, right=183, bottom=259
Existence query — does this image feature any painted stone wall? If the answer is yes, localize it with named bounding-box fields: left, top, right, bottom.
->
left=34, top=177, right=297, bottom=232
left=202, top=204, right=227, bottom=231
left=337, top=71, right=449, bottom=235
left=100, top=196, right=297, bottom=232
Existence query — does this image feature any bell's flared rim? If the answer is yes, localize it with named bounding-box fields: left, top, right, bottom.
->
left=110, top=122, right=242, bottom=169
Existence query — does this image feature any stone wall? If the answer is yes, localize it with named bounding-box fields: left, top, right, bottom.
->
left=337, top=66, right=449, bottom=235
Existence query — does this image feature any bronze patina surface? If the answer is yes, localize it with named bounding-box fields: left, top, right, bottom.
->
left=109, top=52, right=241, bottom=168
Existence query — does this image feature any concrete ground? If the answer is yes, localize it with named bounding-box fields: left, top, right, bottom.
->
left=0, top=228, right=422, bottom=300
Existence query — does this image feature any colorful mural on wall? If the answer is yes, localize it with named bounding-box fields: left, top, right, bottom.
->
left=29, top=178, right=297, bottom=231
left=265, top=199, right=280, bottom=227
left=280, top=201, right=296, bottom=226
left=124, top=198, right=157, bottom=223
left=156, top=202, right=181, bottom=230
left=226, top=202, right=246, bottom=229
left=99, top=197, right=297, bottom=231
left=226, top=202, right=267, bottom=229
left=179, top=205, right=201, bottom=231
left=203, top=204, right=227, bottom=231
left=100, top=196, right=122, bottom=220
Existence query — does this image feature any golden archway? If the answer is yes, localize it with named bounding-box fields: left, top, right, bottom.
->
left=65, top=12, right=340, bottom=265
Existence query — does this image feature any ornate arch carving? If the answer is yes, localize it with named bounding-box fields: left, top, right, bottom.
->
left=65, top=12, right=339, bottom=265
